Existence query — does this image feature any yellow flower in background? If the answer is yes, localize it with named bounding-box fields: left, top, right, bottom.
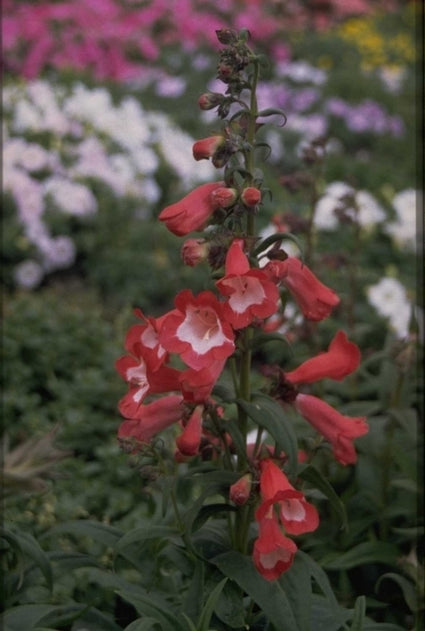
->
left=336, top=11, right=415, bottom=69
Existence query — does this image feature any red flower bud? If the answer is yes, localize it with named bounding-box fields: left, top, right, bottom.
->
left=193, top=135, right=225, bottom=161
left=198, top=92, right=224, bottom=111
left=241, top=187, right=262, bottom=207
left=209, top=186, right=238, bottom=209
left=230, top=473, right=252, bottom=505
left=181, top=238, right=208, bottom=266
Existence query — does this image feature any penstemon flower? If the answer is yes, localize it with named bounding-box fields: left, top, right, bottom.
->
left=115, top=29, right=369, bottom=585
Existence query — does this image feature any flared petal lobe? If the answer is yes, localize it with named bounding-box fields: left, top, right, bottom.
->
left=294, top=393, right=368, bottom=465
left=253, top=516, right=298, bottom=581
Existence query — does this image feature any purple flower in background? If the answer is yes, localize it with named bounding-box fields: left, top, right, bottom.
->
left=290, top=88, right=319, bottom=113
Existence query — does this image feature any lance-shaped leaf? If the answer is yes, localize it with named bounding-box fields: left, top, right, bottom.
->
left=1, top=527, right=53, bottom=592
left=237, top=393, right=298, bottom=477
left=253, top=232, right=304, bottom=258
left=297, top=464, right=347, bottom=530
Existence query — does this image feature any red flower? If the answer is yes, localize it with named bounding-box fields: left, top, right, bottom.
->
left=263, top=257, right=340, bottom=321
left=285, top=330, right=361, bottom=384
left=179, top=359, right=226, bottom=403
left=159, top=289, right=235, bottom=370
left=176, top=407, right=203, bottom=456
left=256, top=459, right=319, bottom=535
left=192, top=135, right=224, bottom=161
left=216, top=239, right=279, bottom=329
left=123, top=308, right=168, bottom=371
left=158, top=181, right=224, bottom=236
left=253, top=515, right=298, bottom=581
left=118, top=394, right=184, bottom=443
left=294, top=393, right=368, bottom=465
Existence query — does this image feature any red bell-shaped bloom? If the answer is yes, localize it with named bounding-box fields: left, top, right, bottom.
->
left=264, top=257, right=340, bottom=321
left=294, top=393, right=368, bottom=465
left=285, top=330, right=361, bottom=384
left=216, top=239, right=279, bottom=329
left=159, top=289, right=235, bottom=370
left=159, top=181, right=224, bottom=236
left=253, top=515, right=298, bottom=581
left=257, top=459, right=319, bottom=535
left=118, top=394, right=184, bottom=443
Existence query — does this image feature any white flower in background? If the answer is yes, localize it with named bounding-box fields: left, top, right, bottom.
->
left=385, top=188, right=419, bottom=251
left=44, top=177, right=98, bottom=216
left=314, top=181, right=354, bottom=230
left=314, top=183, right=385, bottom=230
left=276, top=61, right=327, bottom=85
left=14, top=260, right=44, bottom=290
left=367, top=277, right=411, bottom=339
left=379, top=66, right=406, bottom=93
left=354, top=190, right=386, bottom=227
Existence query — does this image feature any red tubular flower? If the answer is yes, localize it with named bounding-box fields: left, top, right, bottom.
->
left=241, top=186, right=262, bottom=206
left=253, top=515, right=298, bottom=581
left=216, top=239, right=279, bottom=329
left=192, top=135, right=225, bottom=161
left=158, top=181, right=224, bottom=236
left=256, top=459, right=319, bottom=535
left=176, top=407, right=203, bottom=456
left=118, top=394, right=184, bottom=443
left=294, top=393, right=368, bottom=465
left=123, top=308, right=168, bottom=371
left=263, top=257, right=340, bottom=321
left=285, top=330, right=361, bottom=384
left=159, top=289, right=235, bottom=370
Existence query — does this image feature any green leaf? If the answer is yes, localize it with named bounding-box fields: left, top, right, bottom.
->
left=44, top=519, right=122, bottom=547
left=182, top=559, right=204, bottom=625
left=1, top=605, right=58, bottom=631
left=376, top=572, right=419, bottom=612
left=197, top=578, right=228, bottom=631
left=296, top=551, right=340, bottom=611
left=115, top=588, right=186, bottom=631
left=278, top=554, right=312, bottom=631
left=257, top=107, right=287, bottom=126
left=214, top=578, right=246, bottom=628
left=237, top=393, right=298, bottom=477
left=350, top=596, right=366, bottom=630
left=212, top=550, right=298, bottom=630
left=1, top=527, right=53, bottom=591
left=116, top=525, right=180, bottom=552
left=298, top=465, right=347, bottom=530
left=124, top=618, right=162, bottom=631
left=310, top=594, right=351, bottom=631
left=48, top=550, right=101, bottom=571
left=321, top=542, right=399, bottom=570
left=253, top=232, right=303, bottom=258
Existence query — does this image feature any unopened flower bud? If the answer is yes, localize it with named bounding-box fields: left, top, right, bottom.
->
left=193, top=135, right=225, bottom=161
left=216, top=28, right=239, bottom=45
left=181, top=239, right=208, bottom=266
left=230, top=473, right=252, bottom=505
left=198, top=92, right=224, bottom=111
left=210, top=186, right=237, bottom=209
left=241, top=187, right=262, bottom=206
